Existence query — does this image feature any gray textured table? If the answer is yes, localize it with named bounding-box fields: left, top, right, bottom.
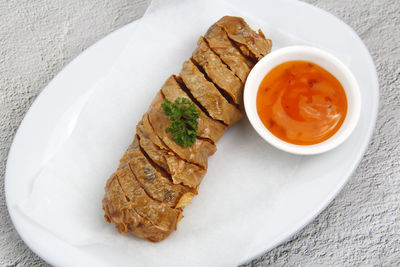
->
left=1, top=0, right=399, bottom=266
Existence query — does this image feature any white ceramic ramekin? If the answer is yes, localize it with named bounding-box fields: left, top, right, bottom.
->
left=244, top=45, right=361, bottom=155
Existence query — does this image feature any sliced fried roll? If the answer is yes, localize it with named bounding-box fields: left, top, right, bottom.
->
left=147, top=90, right=216, bottom=169
left=204, top=24, right=252, bottom=83
left=161, top=75, right=226, bottom=143
left=103, top=15, right=272, bottom=243
left=115, top=159, right=180, bottom=231
left=192, top=37, right=244, bottom=108
left=125, top=136, right=194, bottom=207
left=103, top=174, right=172, bottom=242
left=180, top=60, right=242, bottom=126
left=142, top=113, right=169, bottom=150
left=103, top=156, right=182, bottom=241
left=216, top=16, right=272, bottom=61
left=137, top=117, right=206, bottom=189
left=136, top=119, right=169, bottom=171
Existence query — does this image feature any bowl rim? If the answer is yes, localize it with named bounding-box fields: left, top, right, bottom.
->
left=244, top=45, right=362, bottom=155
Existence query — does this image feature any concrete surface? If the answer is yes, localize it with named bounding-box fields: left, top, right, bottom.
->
left=0, top=0, right=398, bottom=266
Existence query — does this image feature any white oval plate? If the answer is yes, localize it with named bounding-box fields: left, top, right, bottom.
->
left=6, top=0, right=378, bottom=266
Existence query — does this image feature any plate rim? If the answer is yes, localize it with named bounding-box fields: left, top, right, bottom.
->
left=238, top=0, right=379, bottom=263
left=237, top=1, right=379, bottom=263
left=5, top=21, right=140, bottom=267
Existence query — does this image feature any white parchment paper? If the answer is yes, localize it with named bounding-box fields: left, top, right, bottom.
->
left=19, top=0, right=309, bottom=265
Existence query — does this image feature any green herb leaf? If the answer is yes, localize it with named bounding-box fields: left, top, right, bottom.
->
left=161, top=97, right=200, bottom=147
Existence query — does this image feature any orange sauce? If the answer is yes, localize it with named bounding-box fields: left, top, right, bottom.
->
left=256, top=60, right=347, bottom=145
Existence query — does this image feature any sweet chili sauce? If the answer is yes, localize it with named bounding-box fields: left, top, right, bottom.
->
left=256, top=60, right=347, bottom=145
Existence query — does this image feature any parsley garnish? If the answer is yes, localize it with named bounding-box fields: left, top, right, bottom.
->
left=161, top=97, right=200, bottom=147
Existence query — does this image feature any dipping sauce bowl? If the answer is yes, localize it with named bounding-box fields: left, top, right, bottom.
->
left=244, top=46, right=361, bottom=155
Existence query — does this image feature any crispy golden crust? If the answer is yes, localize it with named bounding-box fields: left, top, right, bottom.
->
left=192, top=37, right=244, bottom=108
left=216, top=16, right=272, bottom=61
left=205, top=23, right=253, bottom=83
left=138, top=118, right=206, bottom=189
left=147, top=91, right=217, bottom=168
left=180, top=60, right=243, bottom=126
left=161, top=75, right=227, bottom=143
left=102, top=174, right=175, bottom=242
left=127, top=137, right=194, bottom=207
